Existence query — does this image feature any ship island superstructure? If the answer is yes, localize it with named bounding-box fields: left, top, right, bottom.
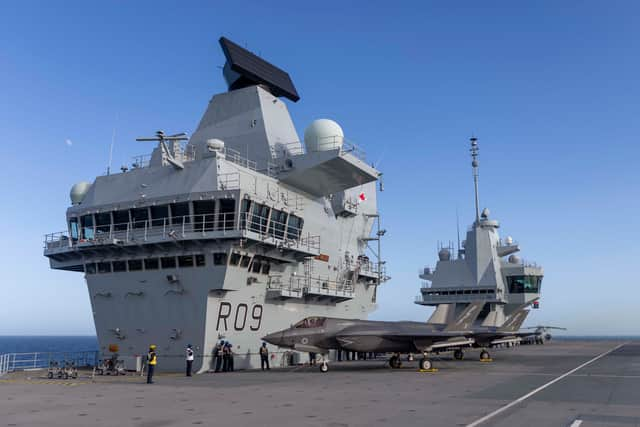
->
left=416, top=138, right=544, bottom=329
left=43, top=37, right=387, bottom=372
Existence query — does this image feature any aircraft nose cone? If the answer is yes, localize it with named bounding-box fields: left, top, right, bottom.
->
left=262, top=331, right=284, bottom=346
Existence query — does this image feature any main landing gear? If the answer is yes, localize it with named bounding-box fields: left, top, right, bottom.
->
left=480, top=349, right=491, bottom=361
left=388, top=353, right=402, bottom=369
left=453, top=349, right=465, bottom=360
left=419, top=358, right=433, bottom=371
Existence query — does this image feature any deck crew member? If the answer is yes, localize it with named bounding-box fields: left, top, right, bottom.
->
left=260, top=343, right=270, bottom=370
left=228, top=343, right=234, bottom=371
left=222, top=342, right=230, bottom=372
left=185, top=344, right=194, bottom=377
left=214, top=341, right=224, bottom=373
left=147, top=345, right=157, bottom=384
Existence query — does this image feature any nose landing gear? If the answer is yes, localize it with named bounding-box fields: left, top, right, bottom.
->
left=480, top=350, right=491, bottom=361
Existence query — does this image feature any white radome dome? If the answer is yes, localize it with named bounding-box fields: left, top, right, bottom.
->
left=70, top=181, right=91, bottom=205
left=304, top=119, right=344, bottom=152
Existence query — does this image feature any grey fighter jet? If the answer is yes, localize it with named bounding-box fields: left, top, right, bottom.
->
left=519, top=325, right=567, bottom=344
left=262, top=302, right=484, bottom=372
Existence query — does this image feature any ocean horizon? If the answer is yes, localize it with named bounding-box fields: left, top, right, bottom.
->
left=0, top=335, right=638, bottom=355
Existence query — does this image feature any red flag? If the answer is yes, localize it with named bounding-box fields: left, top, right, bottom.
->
left=358, top=192, right=366, bottom=201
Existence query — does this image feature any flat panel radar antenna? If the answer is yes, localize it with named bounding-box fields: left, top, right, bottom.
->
left=470, top=137, right=480, bottom=223
left=219, top=37, right=300, bottom=102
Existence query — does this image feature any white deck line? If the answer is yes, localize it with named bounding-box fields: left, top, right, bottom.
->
left=466, top=343, right=626, bottom=427
left=569, top=420, right=583, bottom=427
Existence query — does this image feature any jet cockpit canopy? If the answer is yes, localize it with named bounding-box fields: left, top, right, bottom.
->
left=294, top=317, right=326, bottom=329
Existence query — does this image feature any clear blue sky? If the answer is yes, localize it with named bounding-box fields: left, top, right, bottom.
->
left=1, top=1, right=638, bottom=335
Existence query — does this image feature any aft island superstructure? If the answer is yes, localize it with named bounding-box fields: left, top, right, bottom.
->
left=44, top=37, right=387, bottom=372
left=416, top=138, right=544, bottom=330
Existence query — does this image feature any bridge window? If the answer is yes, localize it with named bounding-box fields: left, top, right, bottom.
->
left=213, top=252, right=227, bottom=265
left=144, top=258, right=159, bottom=270
left=178, top=255, right=194, bottom=268
left=95, top=212, right=111, bottom=234
left=195, top=254, right=206, bottom=267
left=240, top=255, right=251, bottom=268
left=251, top=259, right=262, bottom=273
left=113, top=210, right=129, bottom=231
left=193, top=200, right=215, bottom=232
left=81, top=215, right=94, bottom=240
left=69, top=218, right=79, bottom=241
left=507, top=276, right=542, bottom=294
left=249, top=204, right=270, bottom=234
left=85, top=263, right=96, bottom=274
left=261, top=263, right=271, bottom=275
left=229, top=252, right=241, bottom=266
left=269, top=210, right=287, bottom=239
left=218, top=199, right=236, bottom=230
left=131, top=208, right=149, bottom=229
left=240, top=199, right=251, bottom=229
left=150, top=205, right=170, bottom=227
left=170, top=202, right=190, bottom=225
left=161, top=256, right=176, bottom=269
left=286, top=215, right=303, bottom=240
left=97, top=262, right=111, bottom=273
left=128, top=259, right=142, bottom=271
left=112, top=261, right=127, bottom=272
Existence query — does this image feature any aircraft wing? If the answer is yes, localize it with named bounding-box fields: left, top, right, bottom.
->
left=336, top=325, right=472, bottom=352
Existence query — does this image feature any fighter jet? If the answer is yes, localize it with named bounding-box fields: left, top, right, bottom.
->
left=262, top=302, right=484, bottom=372
left=519, top=325, right=567, bottom=344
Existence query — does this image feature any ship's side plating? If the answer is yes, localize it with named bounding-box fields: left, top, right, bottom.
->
left=44, top=42, right=386, bottom=372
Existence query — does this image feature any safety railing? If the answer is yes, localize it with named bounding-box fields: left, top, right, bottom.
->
left=0, top=351, right=100, bottom=376
left=274, top=136, right=367, bottom=162
left=44, top=213, right=320, bottom=254
left=131, top=143, right=197, bottom=169
left=267, top=274, right=354, bottom=298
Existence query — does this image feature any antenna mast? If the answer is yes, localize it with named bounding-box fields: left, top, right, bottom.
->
left=456, top=207, right=461, bottom=259
left=107, top=113, right=118, bottom=176
left=470, top=137, right=480, bottom=224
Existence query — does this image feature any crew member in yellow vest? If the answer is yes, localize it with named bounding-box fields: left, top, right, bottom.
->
left=147, top=345, right=157, bottom=384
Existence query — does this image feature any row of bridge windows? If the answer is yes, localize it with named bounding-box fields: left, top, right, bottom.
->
left=69, top=199, right=304, bottom=242
left=84, top=252, right=271, bottom=275
left=424, top=289, right=496, bottom=296
left=507, top=275, right=542, bottom=294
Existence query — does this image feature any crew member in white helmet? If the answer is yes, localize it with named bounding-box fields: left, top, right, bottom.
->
left=185, top=344, right=194, bottom=377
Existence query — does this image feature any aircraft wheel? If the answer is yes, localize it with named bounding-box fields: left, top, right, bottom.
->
left=480, top=350, right=490, bottom=360
left=388, top=355, right=401, bottom=369
left=453, top=349, right=464, bottom=361
left=419, top=358, right=432, bottom=370
left=320, top=363, right=328, bottom=373
left=63, top=372, right=69, bottom=380
left=47, top=372, right=53, bottom=379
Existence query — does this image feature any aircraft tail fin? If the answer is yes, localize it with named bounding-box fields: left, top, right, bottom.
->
left=498, top=309, right=529, bottom=333
left=444, top=302, right=484, bottom=332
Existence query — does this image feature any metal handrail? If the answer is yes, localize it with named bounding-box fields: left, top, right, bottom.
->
left=267, top=274, right=354, bottom=295
left=44, top=213, right=320, bottom=253
left=0, top=351, right=100, bottom=376
left=274, top=136, right=367, bottom=162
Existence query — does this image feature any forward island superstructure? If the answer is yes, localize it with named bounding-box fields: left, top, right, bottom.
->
left=44, top=37, right=387, bottom=372
left=416, top=138, right=544, bottom=330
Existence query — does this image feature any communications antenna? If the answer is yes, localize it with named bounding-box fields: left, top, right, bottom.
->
left=470, top=137, right=480, bottom=223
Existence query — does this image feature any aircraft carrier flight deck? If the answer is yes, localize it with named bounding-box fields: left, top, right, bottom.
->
left=1, top=340, right=639, bottom=427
